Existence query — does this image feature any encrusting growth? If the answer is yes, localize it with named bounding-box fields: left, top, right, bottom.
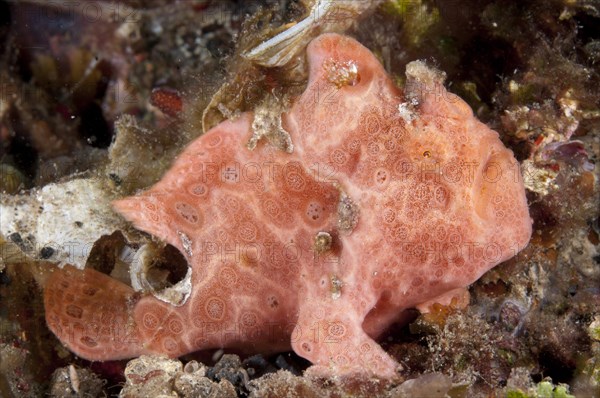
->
left=44, top=33, right=532, bottom=379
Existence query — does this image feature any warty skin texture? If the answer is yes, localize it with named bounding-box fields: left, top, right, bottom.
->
left=44, top=33, right=532, bottom=379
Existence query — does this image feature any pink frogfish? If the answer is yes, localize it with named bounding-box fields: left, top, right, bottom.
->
left=44, top=33, right=532, bottom=378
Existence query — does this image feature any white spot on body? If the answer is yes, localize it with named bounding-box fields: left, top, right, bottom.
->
left=398, top=98, right=418, bottom=123
left=331, top=275, right=343, bottom=300
left=178, top=231, right=193, bottom=258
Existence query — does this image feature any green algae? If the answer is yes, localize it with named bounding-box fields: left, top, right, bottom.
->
left=507, top=380, right=576, bottom=398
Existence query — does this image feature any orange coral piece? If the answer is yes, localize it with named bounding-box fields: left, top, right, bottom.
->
left=44, top=34, right=532, bottom=379
left=150, top=87, right=183, bottom=117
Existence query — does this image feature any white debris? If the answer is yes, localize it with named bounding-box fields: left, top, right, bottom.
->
left=521, top=159, right=558, bottom=196
left=398, top=99, right=418, bottom=123
left=331, top=275, right=343, bottom=300
left=0, top=177, right=125, bottom=268
left=243, top=0, right=376, bottom=67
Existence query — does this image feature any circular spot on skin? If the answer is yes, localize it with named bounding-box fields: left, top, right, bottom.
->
left=330, top=149, right=348, bottom=165
left=393, top=158, right=414, bottom=178
left=148, top=211, right=160, bottom=223
left=241, top=312, right=258, bottom=328
left=442, top=160, right=462, bottom=183
left=251, top=180, right=266, bottom=193
left=434, top=225, right=446, bottom=240
left=367, top=141, right=380, bottom=157
left=169, top=318, right=183, bottom=334
left=267, top=295, right=279, bottom=309
left=389, top=125, right=407, bottom=142
left=392, top=224, right=409, bottom=241
left=411, top=277, right=424, bottom=287
left=82, top=285, right=98, bottom=296
left=205, top=297, right=225, bottom=320
left=193, top=335, right=209, bottom=347
left=285, top=172, right=306, bottom=192
left=143, top=201, right=157, bottom=212
left=453, top=256, right=465, bottom=268
left=328, top=322, right=346, bottom=338
left=383, top=137, right=397, bottom=151
left=242, top=277, right=258, bottom=292
left=163, top=337, right=179, bottom=352
left=188, top=184, right=208, bottom=197
left=66, top=304, right=83, bottom=319
left=301, top=342, right=312, bottom=353
left=219, top=267, right=238, bottom=287
left=360, top=343, right=372, bottom=354
left=263, top=199, right=280, bottom=218
left=411, top=245, right=427, bottom=263
left=80, top=336, right=98, bottom=348
left=335, top=354, right=350, bottom=366
left=192, top=316, right=204, bottom=329
left=280, top=211, right=294, bottom=225
left=175, top=202, right=201, bottom=225
left=225, top=196, right=240, bottom=211
left=362, top=112, right=382, bottom=135
left=412, top=183, right=432, bottom=203
left=206, top=134, right=222, bottom=148
left=306, top=201, right=324, bottom=222
left=238, top=222, right=257, bottom=242
left=143, top=312, right=160, bottom=330
left=375, top=168, right=389, bottom=185
left=434, top=185, right=449, bottom=207
left=448, top=231, right=462, bottom=245
left=383, top=208, right=395, bottom=223
left=346, top=139, right=361, bottom=154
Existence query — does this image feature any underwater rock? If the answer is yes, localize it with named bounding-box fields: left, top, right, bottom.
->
left=389, top=372, right=452, bottom=398
left=120, top=355, right=183, bottom=397
left=206, top=354, right=249, bottom=392
left=119, top=355, right=237, bottom=398
left=0, top=343, right=44, bottom=398
left=49, top=365, right=103, bottom=398
left=0, top=178, right=126, bottom=268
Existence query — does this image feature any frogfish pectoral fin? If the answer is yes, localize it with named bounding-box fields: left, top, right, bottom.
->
left=44, top=265, right=145, bottom=361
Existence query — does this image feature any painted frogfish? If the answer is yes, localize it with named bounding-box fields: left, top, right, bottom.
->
left=44, top=33, right=532, bottom=378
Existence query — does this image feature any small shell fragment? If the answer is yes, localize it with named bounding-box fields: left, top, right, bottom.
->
left=337, top=192, right=359, bottom=234
left=314, top=231, right=333, bottom=253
